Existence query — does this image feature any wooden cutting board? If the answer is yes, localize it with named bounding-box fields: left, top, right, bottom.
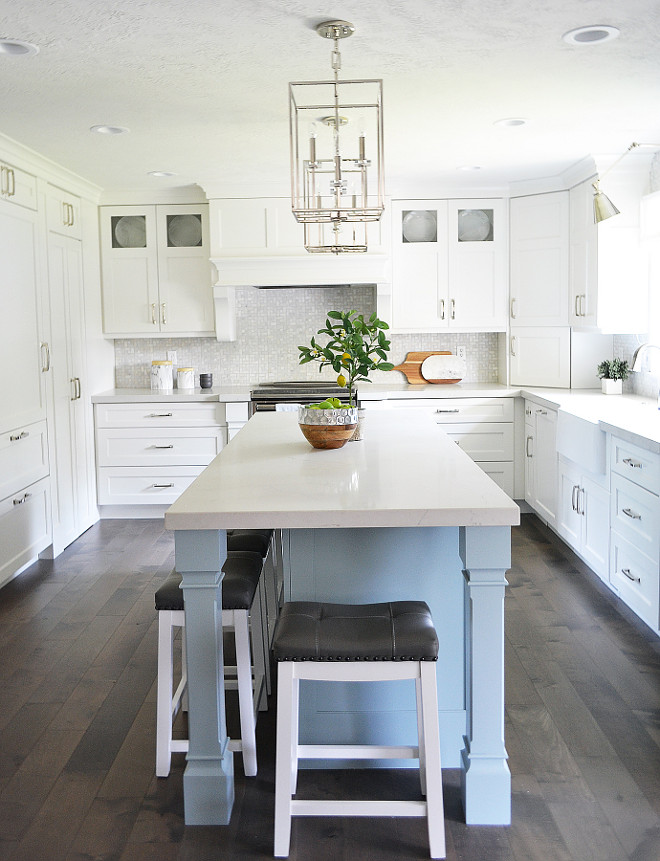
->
left=391, top=351, right=459, bottom=385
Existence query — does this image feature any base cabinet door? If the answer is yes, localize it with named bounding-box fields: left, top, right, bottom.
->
left=525, top=403, right=558, bottom=527
left=558, top=457, right=610, bottom=580
left=0, top=477, right=51, bottom=588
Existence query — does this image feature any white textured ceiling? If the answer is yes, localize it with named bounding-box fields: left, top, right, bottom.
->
left=1, top=0, right=659, bottom=196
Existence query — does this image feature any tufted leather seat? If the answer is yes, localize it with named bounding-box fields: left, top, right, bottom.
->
left=227, top=528, right=273, bottom=557
left=155, top=550, right=263, bottom=612
left=272, top=600, right=439, bottom=662
left=273, top=599, right=446, bottom=859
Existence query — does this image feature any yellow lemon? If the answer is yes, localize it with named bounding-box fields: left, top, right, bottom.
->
left=337, top=374, right=347, bottom=387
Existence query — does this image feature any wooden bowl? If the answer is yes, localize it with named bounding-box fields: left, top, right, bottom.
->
left=298, top=422, right=357, bottom=449
left=297, top=406, right=358, bottom=450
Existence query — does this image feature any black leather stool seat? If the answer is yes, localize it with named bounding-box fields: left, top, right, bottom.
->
left=273, top=601, right=439, bottom=662
left=155, top=550, right=263, bottom=612
left=227, top=529, right=273, bottom=557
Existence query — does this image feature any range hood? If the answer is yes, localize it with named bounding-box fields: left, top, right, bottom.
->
left=211, top=252, right=390, bottom=289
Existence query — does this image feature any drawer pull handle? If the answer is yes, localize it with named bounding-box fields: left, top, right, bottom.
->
left=622, top=567, right=641, bottom=583
left=148, top=413, right=173, bottom=417
left=622, top=507, right=641, bottom=520
left=435, top=409, right=460, bottom=414
left=13, top=492, right=31, bottom=506
left=153, top=483, right=175, bottom=488
left=152, top=444, right=174, bottom=449
left=439, top=299, right=445, bottom=320
left=622, top=457, right=642, bottom=469
left=9, top=431, right=29, bottom=441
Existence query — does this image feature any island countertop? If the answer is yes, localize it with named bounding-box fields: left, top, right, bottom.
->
left=164, top=410, right=520, bottom=531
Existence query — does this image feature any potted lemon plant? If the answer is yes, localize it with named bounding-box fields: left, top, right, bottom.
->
left=297, top=310, right=394, bottom=448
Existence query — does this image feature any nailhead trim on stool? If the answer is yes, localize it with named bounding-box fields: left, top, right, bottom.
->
left=272, top=601, right=446, bottom=859
left=154, top=549, right=265, bottom=778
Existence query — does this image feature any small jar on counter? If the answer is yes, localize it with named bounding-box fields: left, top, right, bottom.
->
left=177, top=367, right=195, bottom=390
left=151, top=360, right=173, bottom=391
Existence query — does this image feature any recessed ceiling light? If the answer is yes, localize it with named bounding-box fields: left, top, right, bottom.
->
left=90, top=124, right=129, bottom=135
left=457, top=165, right=482, bottom=172
left=148, top=171, right=177, bottom=178
left=0, top=38, right=39, bottom=57
left=494, top=118, right=528, bottom=128
left=563, top=25, right=620, bottom=45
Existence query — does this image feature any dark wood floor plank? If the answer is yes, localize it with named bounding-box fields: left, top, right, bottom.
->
left=0, top=514, right=658, bottom=861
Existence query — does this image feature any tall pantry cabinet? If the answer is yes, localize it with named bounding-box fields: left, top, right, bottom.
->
left=0, top=138, right=110, bottom=587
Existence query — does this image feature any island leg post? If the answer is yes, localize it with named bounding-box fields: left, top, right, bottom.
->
left=459, top=525, right=511, bottom=825
left=175, top=529, right=234, bottom=825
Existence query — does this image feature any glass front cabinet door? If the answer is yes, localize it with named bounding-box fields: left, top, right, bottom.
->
left=391, top=198, right=507, bottom=333
left=100, top=204, right=214, bottom=336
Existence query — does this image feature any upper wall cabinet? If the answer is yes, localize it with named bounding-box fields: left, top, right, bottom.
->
left=571, top=178, right=649, bottom=334
left=509, top=191, right=569, bottom=327
left=100, top=204, right=215, bottom=337
left=390, top=198, right=507, bottom=333
left=0, top=158, right=37, bottom=210
left=46, top=183, right=81, bottom=240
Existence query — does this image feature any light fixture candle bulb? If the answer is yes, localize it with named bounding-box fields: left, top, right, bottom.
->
left=309, top=133, right=317, bottom=165
left=359, top=133, right=366, bottom=162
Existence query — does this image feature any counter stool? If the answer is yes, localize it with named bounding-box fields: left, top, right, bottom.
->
left=155, top=549, right=265, bottom=778
left=272, top=600, right=446, bottom=859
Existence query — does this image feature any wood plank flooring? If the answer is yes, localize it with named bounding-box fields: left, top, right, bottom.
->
left=0, top=515, right=658, bottom=860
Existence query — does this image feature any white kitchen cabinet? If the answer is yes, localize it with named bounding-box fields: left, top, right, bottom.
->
left=46, top=183, right=81, bottom=239
left=509, top=327, right=571, bottom=387
left=523, top=400, right=558, bottom=527
left=391, top=198, right=507, bottom=333
left=510, top=191, right=569, bottom=327
left=95, top=402, right=228, bottom=516
left=0, top=420, right=49, bottom=502
left=0, top=158, right=37, bottom=210
left=569, top=179, right=598, bottom=328
left=609, top=435, right=659, bottom=633
left=362, top=397, right=515, bottom=496
left=46, top=227, right=96, bottom=554
left=0, top=197, right=48, bottom=434
left=556, top=456, right=610, bottom=579
left=0, top=477, right=51, bottom=589
left=100, top=204, right=215, bottom=337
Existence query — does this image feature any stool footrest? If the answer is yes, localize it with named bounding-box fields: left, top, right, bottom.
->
left=291, top=800, right=428, bottom=818
left=298, top=744, right=419, bottom=760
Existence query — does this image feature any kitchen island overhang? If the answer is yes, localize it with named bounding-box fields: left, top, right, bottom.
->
left=165, top=411, right=520, bottom=828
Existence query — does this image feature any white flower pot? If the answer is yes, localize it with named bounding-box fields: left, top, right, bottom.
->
left=601, top=378, right=622, bottom=395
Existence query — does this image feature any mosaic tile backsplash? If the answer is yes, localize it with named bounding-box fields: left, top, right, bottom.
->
left=114, top=285, right=501, bottom=389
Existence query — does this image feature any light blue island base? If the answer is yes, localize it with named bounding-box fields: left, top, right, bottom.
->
left=282, top=524, right=511, bottom=825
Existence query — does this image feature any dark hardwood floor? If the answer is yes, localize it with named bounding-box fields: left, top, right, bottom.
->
left=0, top=515, right=658, bottom=860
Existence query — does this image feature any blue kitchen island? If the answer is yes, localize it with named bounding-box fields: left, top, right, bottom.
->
left=164, top=410, right=520, bottom=827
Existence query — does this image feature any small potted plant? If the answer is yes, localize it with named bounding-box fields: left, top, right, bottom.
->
left=597, top=358, right=629, bottom=394
left=297, top=310, right=394, bottom=448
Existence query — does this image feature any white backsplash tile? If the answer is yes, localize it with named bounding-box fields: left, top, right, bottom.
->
left=114, top=286, right=500, bottom=388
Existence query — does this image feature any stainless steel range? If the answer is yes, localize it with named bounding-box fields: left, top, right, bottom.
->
left=250, top=381, right=353, bottom=414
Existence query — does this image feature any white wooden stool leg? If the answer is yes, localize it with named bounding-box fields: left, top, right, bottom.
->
left=416, top=673, right=427, bottom=796
left=156, top=610, right=175, bottom=777
left=420, top=661, right=446, bottom=859
left=234, top=609, right=258, bottom=777
left=275, top=662, right=296, bottom=858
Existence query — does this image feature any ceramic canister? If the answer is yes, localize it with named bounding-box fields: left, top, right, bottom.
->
left=151, top=360, right=173, bottom=391
left=177, top=367, right=195, bottom=389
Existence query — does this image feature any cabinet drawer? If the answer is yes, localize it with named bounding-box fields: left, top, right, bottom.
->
left=611, top=436, right=660, bottom=494
left=97, top=466, right=205, bottom=506
left=0, top=420, right=49, bottom=501
left=445, top=422, right=514, bottom=461
left=610, top=473, right=659, bottom=562
left=0, top=477, right=51, bottom=587
left=95, top=402, right=226, bottom=427
left=477, top=461, right=514, bottom=497
left=364, top=397, right=514, bottom=422
left=96, top=427, right=225, bottom=466
left=610, top=532, right=659, bottom=632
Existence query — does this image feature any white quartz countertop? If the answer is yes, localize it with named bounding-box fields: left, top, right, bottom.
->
left=91, top=386, right=252, bottom=404
left=164, top=411, right=521, bottom=531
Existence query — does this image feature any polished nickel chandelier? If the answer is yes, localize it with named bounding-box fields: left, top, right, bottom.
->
left=289, top=20, right=384, bottom=253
